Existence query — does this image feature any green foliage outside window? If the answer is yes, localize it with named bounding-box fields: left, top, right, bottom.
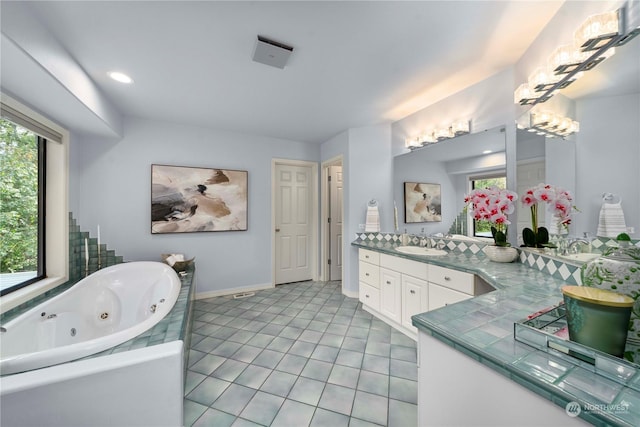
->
left=473, top=176, right=506, bottom=237
left=0, top=118, right=39, bottom=273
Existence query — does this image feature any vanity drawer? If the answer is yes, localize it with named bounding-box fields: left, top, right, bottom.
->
left=428, top=264, right=474, bottom=295
left=359, top=261, right=380, bottom=288
left=380, top=253, right=428, bottom=280
left=359, top=249, right=380, bottom=265
left=428, top=282, right=471, bottom=311
left=359, top=282, right=380, bottom=310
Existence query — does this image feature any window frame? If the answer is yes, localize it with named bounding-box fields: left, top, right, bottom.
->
left=0, top=130, right=47, bottom=296
left=468, top=172, right=507, bottom=238
left=0, top=94, right=68, bottom=313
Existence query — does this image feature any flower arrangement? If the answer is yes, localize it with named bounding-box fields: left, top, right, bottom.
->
left=521, top=183, right=575, bottom=247
left=464, top=187, right=518, bottom=246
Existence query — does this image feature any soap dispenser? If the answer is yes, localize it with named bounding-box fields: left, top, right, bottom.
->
left=401, top=229, right=409, bottom=246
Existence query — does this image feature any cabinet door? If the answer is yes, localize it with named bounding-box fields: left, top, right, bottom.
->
left=359, top=261, right=380, bottom=288
left=402, top=275, right=428, bottom=331
left=428, top=282, right=471, bottom=311
left=360, top=282, right=380, bottom=311
left=379, top=268, right=402, bottom=323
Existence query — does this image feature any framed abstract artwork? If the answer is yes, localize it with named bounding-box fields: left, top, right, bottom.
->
left=404, top=182, right=442, bottom=223
left=151, top=164, right=248, bottom=233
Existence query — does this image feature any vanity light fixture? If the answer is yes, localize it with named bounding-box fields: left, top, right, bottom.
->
left=108, top=71, right=134, bottom=84
left=519, top=110, right=580, bottom=139
left=515, top=7, right=638, bottom=106
left=405, top=120, right=470, bottom=150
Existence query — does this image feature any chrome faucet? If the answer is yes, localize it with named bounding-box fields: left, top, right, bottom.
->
left=564, top=238, right=590, bottom=255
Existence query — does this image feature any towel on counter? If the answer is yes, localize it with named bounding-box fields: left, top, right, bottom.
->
left=597, top=200, right=627, bottom=238
left=365, top=205, right=380, bottom=232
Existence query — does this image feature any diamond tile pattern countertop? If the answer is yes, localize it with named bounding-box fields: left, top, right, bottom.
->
left=352, top=238, right=640, bottom=427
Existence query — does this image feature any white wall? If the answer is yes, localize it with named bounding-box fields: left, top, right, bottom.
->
left=574, top=92, right=640, bottom=237
left=72, top=117, right=320, bottom=295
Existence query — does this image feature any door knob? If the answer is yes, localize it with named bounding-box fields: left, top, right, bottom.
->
left=275, top=228, right=280, bottom=232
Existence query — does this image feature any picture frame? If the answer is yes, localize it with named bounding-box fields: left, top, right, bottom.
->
left=404, top=182, right=442, bottom=223
left=151, top=164, right=248, bottom=233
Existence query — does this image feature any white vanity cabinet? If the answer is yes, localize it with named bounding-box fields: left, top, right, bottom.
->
left=358, top=249, right=429, bottom=338
left=358, top=248, right=495, bottom=339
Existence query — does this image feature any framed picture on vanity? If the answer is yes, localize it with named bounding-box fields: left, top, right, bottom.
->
left=151, top=164, right=248, bottom=233
left=404, top=182, right=442, bottom=223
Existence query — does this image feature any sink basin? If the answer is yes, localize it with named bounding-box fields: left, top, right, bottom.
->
left=395, top=246, right=447, bottom=256
left=559, top=253, right=601, bottom=263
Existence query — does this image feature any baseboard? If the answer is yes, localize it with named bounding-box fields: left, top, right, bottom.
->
left=361, top=305, right=418, bottom=341
left=196, top=282, right=274, bottom=300
left=342, top=288, right=359, bottom=299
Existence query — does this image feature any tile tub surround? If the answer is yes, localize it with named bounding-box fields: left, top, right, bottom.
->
left=184, top=281, right=418, bottom=427
left=351, top=240, right=640, bottom=426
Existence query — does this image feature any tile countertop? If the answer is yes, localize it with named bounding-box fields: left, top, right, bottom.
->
left=352, top=239, right=640, bottom=427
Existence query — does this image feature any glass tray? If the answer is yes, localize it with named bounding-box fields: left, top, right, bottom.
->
left=514, top=302, right=640, bottom=381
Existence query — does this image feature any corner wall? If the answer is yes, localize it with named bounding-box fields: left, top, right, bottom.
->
left=321, top=125, right=393, bottom=297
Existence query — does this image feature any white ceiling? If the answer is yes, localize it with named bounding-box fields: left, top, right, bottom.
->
left=18, top=1, right=568, bottom=143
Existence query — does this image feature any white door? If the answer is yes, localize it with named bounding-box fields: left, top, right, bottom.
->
left=517, top=160, right=545, bottom=246
left=329, top=165, right=343, bottom=280
left=275, top=163, right=313, bottom=284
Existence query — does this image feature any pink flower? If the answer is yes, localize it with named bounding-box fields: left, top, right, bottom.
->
left=521, top=183, right=577, bottom=232
left=520, top=194, right=537, bottom=208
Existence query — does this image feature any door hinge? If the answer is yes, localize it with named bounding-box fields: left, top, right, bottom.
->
left=328, top=259, right=331, bottom=265
left=328, top=175, right=332, bottom=182
left=328, top=217, right=331, bottom=223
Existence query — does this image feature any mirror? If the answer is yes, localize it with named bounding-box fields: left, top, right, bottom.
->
left=393, top=125, right=506, bottom=237
left=516, top=34, right=640, bottom=261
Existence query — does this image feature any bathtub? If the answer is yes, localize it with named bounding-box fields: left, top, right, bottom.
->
left=0, top=261, right=181, bottom=376
left=0, top=261, right=191, bottom=427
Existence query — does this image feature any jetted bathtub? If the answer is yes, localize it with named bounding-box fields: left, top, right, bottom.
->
left=0, top=261, right=181, bottom=376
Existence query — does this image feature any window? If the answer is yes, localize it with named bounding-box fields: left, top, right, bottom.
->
left=470, top=174, right=506, bottom=238
left=0, top=118, right=46, bottom=295
left=0, top=96, right=68, bottom=311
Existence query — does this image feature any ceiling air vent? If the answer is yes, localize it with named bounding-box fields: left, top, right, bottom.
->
left=252, top=35, right=294, bottom=69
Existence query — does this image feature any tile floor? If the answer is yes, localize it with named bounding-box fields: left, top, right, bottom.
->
left=183, top=281, right=418, bottom=427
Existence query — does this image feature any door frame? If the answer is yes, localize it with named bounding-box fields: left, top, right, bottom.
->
left=320, top=155, right=344, bottom=282
left=271, top=158, right=319, bottom=285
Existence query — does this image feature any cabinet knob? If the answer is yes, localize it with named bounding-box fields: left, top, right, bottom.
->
left=365, top=294, right=370, bottom=298
left=410, top=290, right=416, bottom=294
left=386, top=281, right=391, bottom=285
left=365, top=273, right=369, bottom=277
left=365, top=255, right=369, bottom=259
left=444, top=276, right=451, bottom=281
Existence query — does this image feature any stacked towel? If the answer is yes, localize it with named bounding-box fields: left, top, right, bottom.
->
left=597, top=200, right=627, bottom=238
left=365, top=205, right=380, bottom=232
left=547, top=214, right=568, bottom=236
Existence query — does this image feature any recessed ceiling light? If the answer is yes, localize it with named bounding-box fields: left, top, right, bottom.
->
left=482, top=150, right=492, bottom=154
left=108, top=71, right=134, bottom=84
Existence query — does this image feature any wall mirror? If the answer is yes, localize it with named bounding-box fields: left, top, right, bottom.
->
left=516, top=33, right=640, bottom=262
left=393, top=125, right=506, bottom=238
